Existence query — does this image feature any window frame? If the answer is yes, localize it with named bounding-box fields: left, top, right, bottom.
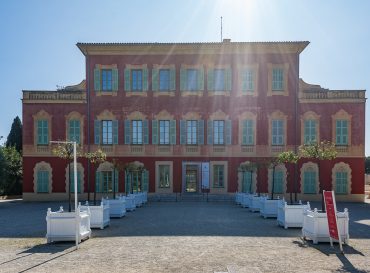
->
left=101, top=69, right=113, bottom=92
left=272, top=68, right=284, bottom=91
left=158, top=165, right=170, bottom=188
left=213, top=165, right=224, bottom=188
left=159, top=120, right=170, bottom=145
left=213, top=120, right=225, bottom=145
left=68, top=119, right=81, bottom=144
left=37, top=119, right=49, bottom=145
left=102, top=120, right=113, bottom=145
left=131, top=69, right=143, bottom=91
left=186, top=69, right=198, bottom=91
left=214, top=68, right=225, bottom=91
left=131, top=120, right=143, bottom=145
left=336, top=119, right=348, bottom=145
left=186, top=120, right=198, bottom=145
left=159, top=69, right=170, bottom=91
left=272, top=119, right=284, bottom=146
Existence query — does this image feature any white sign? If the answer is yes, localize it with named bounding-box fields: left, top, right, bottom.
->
left=201, top=163, right=210, bottom=189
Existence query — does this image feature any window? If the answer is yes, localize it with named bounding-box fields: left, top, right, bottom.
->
left=132, top=120, right=143, bottom=144
left=303, top=170, right=316, bottom=194
left=37, top=120, right=48, bottom=145
left=159, top=120, right=170, bottom=144
left=335, top=171, right=348, bottom=194
left=304, top=120, right=317, bottom=144
left=159, top=69, right=170, bottom=91
left=37, top=170, right=49, bottom=193
left=242, top=69, right=254, bottom=91
left=132, top=69, right=143, bottom=91
left=159, top=165, right=170, bottom=188
left=68, top=120, right=80, bottom=144
left=214, top=69, right=225, bottom=91
left=101, top=69, right=113, bottom=91
left=102, top=120, right=113, bottom=145
left=336, top=120, right=348, bottom=145
left=272, top=120, right=284, bottom=145
left=186, top=120, right=197, bottom=144
left=242, top=120, right=254, bottom=145
left=101, top=171, right=113, bottom=193
left=187, top=69, right=198, bottom=91
left=213, top=165, right=224, bottom=188
left=272, top=68, right=284, bottom=91
left=213, top=120, right=225, bottom=145
left=273, top=170, right=284, bottom=194
left=242, top=171, right=252, bottom=193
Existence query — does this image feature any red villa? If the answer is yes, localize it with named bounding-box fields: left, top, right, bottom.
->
left=22, top=40, right=366, bottom=202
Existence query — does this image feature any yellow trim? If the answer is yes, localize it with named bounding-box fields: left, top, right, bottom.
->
left=209, top=109, right=228, bottom=120
left=96, top=109, right=116, bottom=120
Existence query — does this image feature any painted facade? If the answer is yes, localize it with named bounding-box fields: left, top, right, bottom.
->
left=22, top=40, right=366, bottom=202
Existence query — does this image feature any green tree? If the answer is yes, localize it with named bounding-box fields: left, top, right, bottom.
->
left=6, top=116, right=22, bottom=152
left=299, top=140, right=337, bottom=211
left=0, top=146, right=22, bottom=195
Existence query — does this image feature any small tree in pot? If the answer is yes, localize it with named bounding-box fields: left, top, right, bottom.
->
left=299, top=140, right=337, bottom=212
left=238, top=161, right=257, bottom=193
left=85, top=149, right=106, bottom=205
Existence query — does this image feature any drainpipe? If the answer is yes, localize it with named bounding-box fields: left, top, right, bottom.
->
left=294, top=51, right=300, bottom=203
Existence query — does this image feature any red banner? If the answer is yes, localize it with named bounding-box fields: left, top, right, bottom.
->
left=323, top=191, right=339, bottom=240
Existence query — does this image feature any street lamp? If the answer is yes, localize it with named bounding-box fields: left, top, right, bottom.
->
left=50, top=140, right=79, bottom=249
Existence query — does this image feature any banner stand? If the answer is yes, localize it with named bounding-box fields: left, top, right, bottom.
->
left=323, top=190, right=343, bottom=254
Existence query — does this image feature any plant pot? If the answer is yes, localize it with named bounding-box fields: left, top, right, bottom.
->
left=46, top=206, right=91, bottom=243
left=80, top=199, right=110, bottom=229
left=120, top=195, right=136, bottom=212
left=249, top=195, right=263, bottom=212
left=142, top=192, right=148, bottom=204
left=235, top=192, right=243, bottom=205
left=302, top=208, right=350, bottom=244
left=129, top=193, right=143, bottom=208
left=259, top=197, right=280, bottom=218
left=107, top=198, right=126, bottom=218
left=277, top=199, right=310, bottom=229
left=240, top=193, right=253, bottom=208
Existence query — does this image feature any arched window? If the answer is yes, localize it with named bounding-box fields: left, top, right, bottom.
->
left=268, top=164, right=287, bottom=195
left=332, top=162, right=352, bottom=195
left=33, top=161, right=52, bottom=193
left=300, top=162, right=319, bottom=194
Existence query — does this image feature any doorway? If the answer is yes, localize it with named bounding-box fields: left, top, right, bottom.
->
left=185, top=165, right=198, bottom=193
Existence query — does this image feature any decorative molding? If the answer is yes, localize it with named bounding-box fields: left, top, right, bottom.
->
left=182, top=112, right=202, bottom=120
left=331, top=162, right=352, bottom=194
left=96, top=109, right=116, bottom=120
left=97, top=161, right=114, bottom=172
left=33, top=110, right=52, bottom=147
left=95, top=64, right=117, bottom=69
left=299, top=161, right=319, bottom=194
left=209, top=110, right=228, bottom=120
left=33, top=161, right=53, bottom=193
left=126, top=111, right=147, bottom=120
left=331, top=109, right=352, bottom=145
left=65, top=111, right=84, bottom=144
left=125, top=64, right=147, bottom=69
left=154, top=110, right=174, bottom=120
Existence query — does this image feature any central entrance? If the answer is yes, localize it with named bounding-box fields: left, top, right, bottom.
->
left=185, top=165, right=198, bottom=193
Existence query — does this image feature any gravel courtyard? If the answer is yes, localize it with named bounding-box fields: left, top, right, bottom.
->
left=0, top=199, right=369, bottom=273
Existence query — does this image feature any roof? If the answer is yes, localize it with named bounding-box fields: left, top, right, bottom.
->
left=76, top=41, right=310, bottom=56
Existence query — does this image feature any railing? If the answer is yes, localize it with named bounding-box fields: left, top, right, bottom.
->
left=131, top=145, right=144, bottom=153
left=213, top=146, right=225, bottom=153
left=185, top=146, right=199, bottom=153
left=100, top=145, right=113, bottom=153
left=37, top=145, right=50, bottom=153
left=301, top=90, right=365, bottom=100
left=157, top=146, right=171, bottom=153
left=241, top=146, right=255, bottom=153
left=23, top=91, right=86, bottom=101
left=336, top=145, right=349, bottom=153
left=271, top=145, right=285, bottom=154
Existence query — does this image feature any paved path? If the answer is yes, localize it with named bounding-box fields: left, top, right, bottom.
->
left=0, top=200, right=370, bottom=273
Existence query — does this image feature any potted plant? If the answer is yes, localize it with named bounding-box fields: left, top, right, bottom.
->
left=85, top=149, right=106, bottom=205
left=105, top=159, right=126, bottom=218
left=46, top=204, right=91, bottom=243
left=237, top=161, right=257, bottom=208
left=80, top=198, right=110, bottom=229
left=124, top=161, right=145, bottom=208
left=248, top=160, right=269, bottom=212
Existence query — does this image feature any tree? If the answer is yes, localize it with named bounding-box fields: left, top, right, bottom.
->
left=0, top=146, right=22, bottom=195
left=85, top=149, right=106, bottom=204
left=299, top=140, right=337, bottom=211
left=6, top=116, right=22, bottom=153
left=275, top=151, right=299, bottom=203
left=52, top=143, right=82, bottom=212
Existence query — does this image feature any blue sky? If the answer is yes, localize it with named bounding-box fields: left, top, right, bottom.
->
left=0, top=0, right=368, bottom=154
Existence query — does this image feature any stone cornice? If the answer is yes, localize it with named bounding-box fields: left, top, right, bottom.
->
left=77, top=41, right=309, bottom=56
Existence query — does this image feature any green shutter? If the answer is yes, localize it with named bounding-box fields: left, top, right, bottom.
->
left=94, top=68, right=101, bottom=91
left=43, top=171, right=49, bottom=193
left=112, top=120, right=118, bottom=144
left=198, top=120, right=204, bottom=145
left=143, top=120, right=149, bottom=144
left=95, top=171, right=101, bottom=193
left=94, top=120, right=100, bottom=145
left=152, top=120, right=158, bottom=144
left=37, top=120, right=43, bottom=144
left=37, top=171, right=43, bottom=192
left=170, top=67, right=176, bottom=91
left=170, top=120, right=176, bottom=145
left=43, top=121, right=48, bottom=144
left=226, top=68, right=232, bottom=91
left=180, top=68, right=186, bottom=91
left=152, top=68, right=159, bottom=91
left=198, top=67, right=204, bottom=91
left=342, top=121, right=348, bottom=145
left=112, top=68, right=118, bottom=91
left=143, top=68, right=148, bottom=91
left=242, top=120, right=248, bottom=145
left=124, top=68, right=131, bottom=91
left=274, top=171, right=283, bottom=194
left=303, top=172, right=310, bottom=193
left=142, top=170, right=149, bottom=192
left=180, top=120, right=186, bottom=145
left=207, top=69, right=214, bottom=91
left=225, top=120, right=232, bottom=145
left=207, top=120, right=213, bottom=145
left=124, top=120, right=131, bottom=144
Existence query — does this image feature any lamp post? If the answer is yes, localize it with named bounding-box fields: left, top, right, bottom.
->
left=50, top=140, right=79, bottom=250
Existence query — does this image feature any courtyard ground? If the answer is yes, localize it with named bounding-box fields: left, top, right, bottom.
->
left=0, top=199, right=369, bottom=273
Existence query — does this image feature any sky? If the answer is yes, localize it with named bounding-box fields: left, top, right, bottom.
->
left=0, top=0, right=369, bottom=154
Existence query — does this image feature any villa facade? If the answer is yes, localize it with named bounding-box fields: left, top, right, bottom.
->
left=22, top=40, right=366, bottom=201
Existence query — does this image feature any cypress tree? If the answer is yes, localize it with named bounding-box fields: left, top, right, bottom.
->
left=6, top=116, right=22, bottom=153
